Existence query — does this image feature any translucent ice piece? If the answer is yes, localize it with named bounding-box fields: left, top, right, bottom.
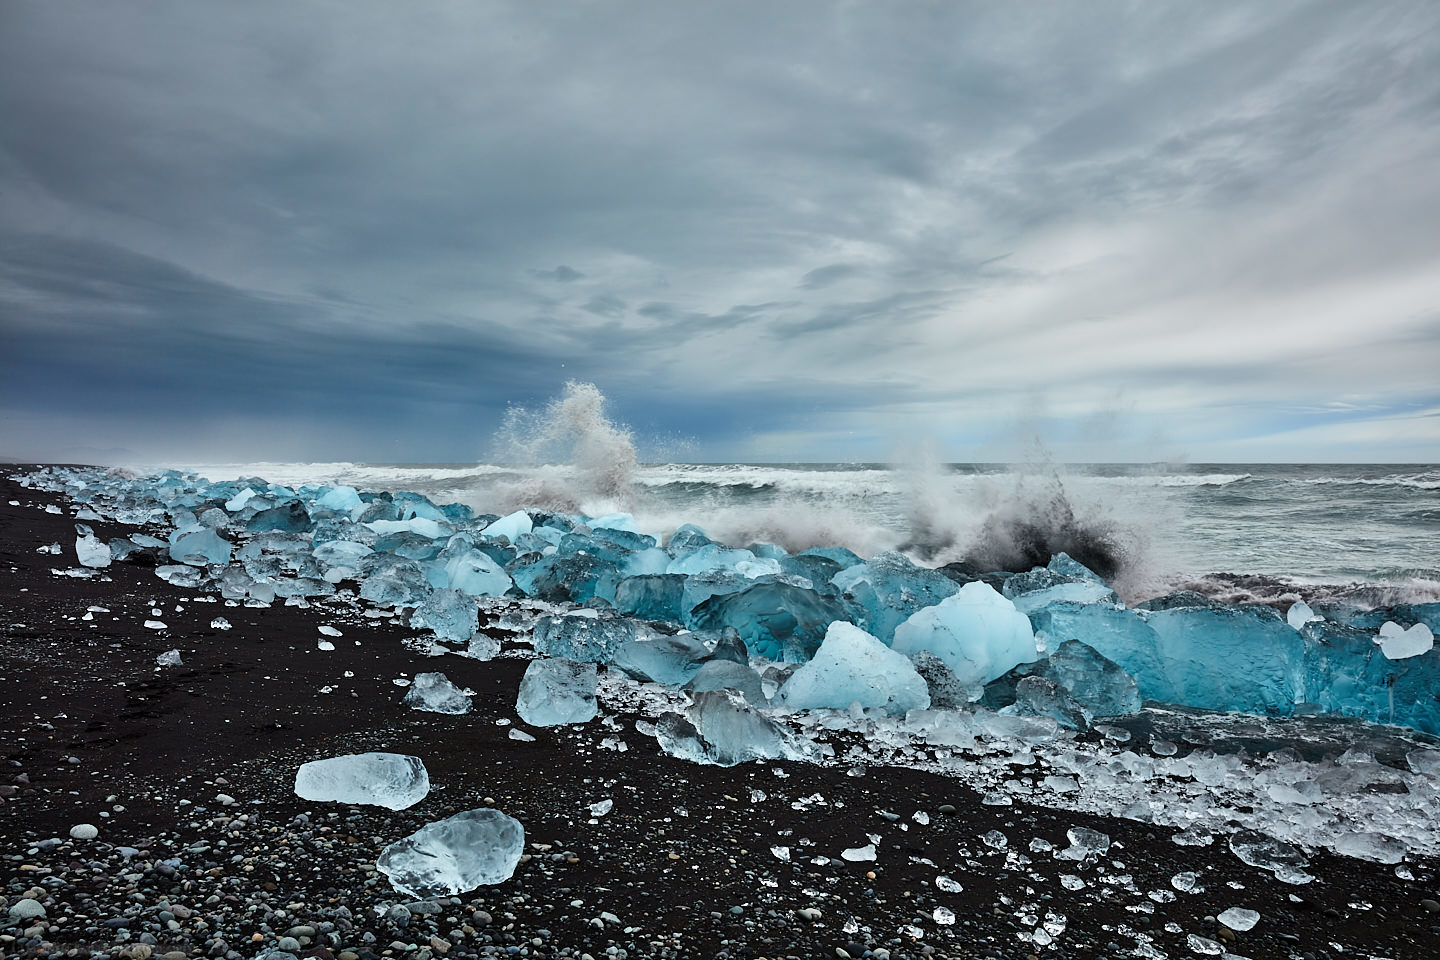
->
left=377, top=808, right=524, bottom=896
left=168, top=527, right=233, bottom=566
left=779, top=622, right=930, bottom=715
left=832, top=551, right=958, bottom=642
left=1376, top=620, right=1434, bottom=660
left=614, top=574, right=688, bottom=622
left=611, top=634, right=711, bottom=686
left=74, top=524, right=111, bottom=568
left=482, top=510, right=534, bottom=542
left=1286, top=600, right=1320, bottom=630
left=532, top=613, right=644, bottom=663
left=294, top=752, right=430, bottom=810
left=510, top=552, right=621, bottom=605
left=656, top=689, right=808, bottom=766
left=516, top=658, right=598, bottom=726
left=1140, top=599, right=1306, bottom=714
left=684, top=659, right=768, bottom=705
left=892, top=581, right=1039, bottom=688
left=689, top=580, right=850, bottom=661
left=410, top=588, right=480, bottom=643
left=403, top=672, right=473, bottom=715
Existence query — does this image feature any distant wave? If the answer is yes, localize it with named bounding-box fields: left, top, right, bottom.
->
left=1295, top=473, right=1440, bottom=490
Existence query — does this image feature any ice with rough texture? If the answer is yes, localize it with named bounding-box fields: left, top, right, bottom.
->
left=779, top=622, right=930, bottom=715
left=832, top=552, right=959, bottom=641
left=892, top=582, right=1039, bottom=688
left=440, top=545, right=513, bottom=597
left=911, top=651, right=972, bottom=708
left=516, top=658, right=598, bottom=726
left=74, top=524, right=111, bottom=568
left=410, top=588, right=479, bottom=643
left=294, top=753, right=430, bottom=810
left=1376, top=620, right=1434, bottom=660
left=1056, top=826, right=1110, bottom=861
left=1228, top=833, right=1313, bottom=884
left=613, top=574, right=688, bottom=622
left=655, top=689, right=807, bottom=766
left=511, top=552, right=621, bottom=605
left=1217, top=907, right=1259, bottom=932
left=403, top=672, right=473, bottom=715
left=1140, top=596, right=1305, bottom=714
left=169, top=526, right=233, bottom=566
left=689, top=579, right=849, bottom=661
left=1027, top=600, right=1172, bottom=703
left=1006, top=676, right=1090, bottom=730
left=532, top=613, right=643, bottom=663
left=611, top=634, right=710, bottom=685
left=377, top=808, right=524, bottom=896
left=684, top=659, right=768, bottom=705
left=982, top=640, right=1140, bottom=724
left=482, top=510, right=533, bottom=542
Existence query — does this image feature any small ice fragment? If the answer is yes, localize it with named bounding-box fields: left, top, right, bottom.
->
left=1171, top=871, right=1201, bottom=893
left=981, top=830, right=1008, bottom=849
left=319, top=625, right=343, bottom=637
left=75, top=524, right=111, bottom=568
left=210, top=616, right=232, bottom=630
left=1376, top=620, right=1434, bottom=660
left=1186, top=934, right=1224, bottom=955
left=1217, top=907, right=1259, bottom=932
left=403, top=672, right=473, bottom=714
left=933, top=906, right=955, bottom=925
left=771, top=845, right=791, bottom=862
left=144, top=620, right=168, bottom=630
left=588, top=798, right=613, bottom=817
left=294, top=753, right=429, bottom=809
left=317, top=639, right=335, bottom=651
left=508, top=729, right=536, bottom=742
left=1056, top=826, right=1110, bottom=861
left=841, top=843, right=877, bottom=862
left=377, top=808, right=524, bottom=896
left=935, top=875, right=962, bottom=893
left=1286, top=600, right=1320, bottom=630
left=155, top=649, right=182, bottom=667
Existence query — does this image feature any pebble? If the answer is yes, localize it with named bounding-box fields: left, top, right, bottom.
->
left=7, top=898, right=45, bottom=920
left=1423, top=899, right=1440, bottom=913
left=69, top=822, right=100, bottom=840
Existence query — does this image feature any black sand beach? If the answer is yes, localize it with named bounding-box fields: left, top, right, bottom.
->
left=3, top=468, right=1438, bottom=960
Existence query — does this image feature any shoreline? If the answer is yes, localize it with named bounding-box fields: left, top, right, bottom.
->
left=2, top=467, right=1438, bottom=960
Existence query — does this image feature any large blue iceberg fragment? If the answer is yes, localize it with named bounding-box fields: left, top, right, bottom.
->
left=246, top=500, right=313, bottom=533
left=1003, top=553, right=1118, bottom=614
left=778, top=622, right=930, bottom=715
left=410, top=588, right=479, bottom=643
left=378, top=808, right=524, bottom=897
left=981, top=639, right=1140, bottom=726
left=1138, top=595, right=1304, bottom=714
left=437, top=538, right=513, bottom=597
left=532, top=612, right=643, bottom=663
left=510, top=552, right=621, bottom=604
left=169, top=527, right=233, bottom=566
left=612, top=634, right=711, bottom=685
left=482, top=510, right=533, bottom=542
left=833, top=552, right=959, bottom=642
left=1300, top=620, right=1440, bottom=733
left=614, top=574, right=688, bottom=622
left=1027, top=601, right=1173, bottom=703
left=655, top=689, right=807, bottom=766
left=892, top=581, right=1039, bottom=687
left=690, top=580, right=850, bottom=661
left=684, top=659, right=768, bottom=705
left=516, top=658, right=598, bottom=726
left=294, top=753, right=430, bottom=810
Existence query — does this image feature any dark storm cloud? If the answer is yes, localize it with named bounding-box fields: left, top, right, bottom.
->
left=1, top=1, right=1438, bottom=462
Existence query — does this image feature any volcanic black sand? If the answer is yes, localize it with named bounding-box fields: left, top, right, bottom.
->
left=2, top=467, right=1438, bottom=960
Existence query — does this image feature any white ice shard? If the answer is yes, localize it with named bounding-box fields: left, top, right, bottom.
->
left=403, top=672, right=473, bottom=714
left=155, top=649, right=182, bottom=666
left=482, top=510, right=533, bottom=542
left=892, top=582, right=1039, bottom=688
left=516, top=658, right=598, bottom=726
left=1286, top=600, right=1320, bottom=630
left=377, top=808, right=524, bottom=897
left=1376, top=620, right=1434, bottom=660
left=294, top=752, right=430, bottom=810
left=1216, top=907, right=1259, bottom=932
left=74, top=524, right=111, bottom=568
left=779, top=621, right=930, bottom=715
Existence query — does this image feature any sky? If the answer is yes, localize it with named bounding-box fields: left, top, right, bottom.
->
left=2, top=1, right=1438, bottom=465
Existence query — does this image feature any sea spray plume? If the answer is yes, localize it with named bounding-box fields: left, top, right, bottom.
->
left=893, top=437, right=963, bottom=560
left=965, top=458, right=1128, bottom=581
left=491, top=382, right=637, bottom=513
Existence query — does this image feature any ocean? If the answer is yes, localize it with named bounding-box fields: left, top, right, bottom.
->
left=182, top=460, right=1440, bottom=606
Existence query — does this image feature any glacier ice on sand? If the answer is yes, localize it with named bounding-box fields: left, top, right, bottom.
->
left=891, top=581, right=1039, bottom=688
left=378, top=808, right=525, bottom=897
left=403, top=672, right=473, bottom=715
left=516, top=658, right=598, bottom=726
left=294, top=753, right=430, bottom=810
left=778, top=622, right=929, bottom=715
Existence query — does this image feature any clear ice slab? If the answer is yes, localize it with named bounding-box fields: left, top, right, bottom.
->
left=778, top=622, right=930, bottom=715
left=377, top=808, right=525, bottom=897
left=516, top=658, right=598, bottom=726
left=611, top=634, right=711, bottom=686
left=403, top=672, right=473, bottom=715
left=293, top=753, right=430, bottom=810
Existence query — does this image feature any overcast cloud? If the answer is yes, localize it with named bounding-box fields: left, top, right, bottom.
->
left=2, top=1, right=1438, bottom=463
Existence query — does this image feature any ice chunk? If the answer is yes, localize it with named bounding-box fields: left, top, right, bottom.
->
left=684, top=659, right=768, bottom=705
left=656, top=689, right=808, bottom=766
left=1228, top=833, right=1313, bottom=884
left=841, top=843, right=877, bottom=862
left=482, top=510, right=533, bottom=542
left=982, top=639, right=1140, bottom=723
left=1332, top=831, right=1405, bottom=864
left=1140, top=598, right=1305, bottom=714
left=1286, top=600, right=1320, bottom=630
left=779, top=622, right=930, bottom=715
left=832, top=552, right=959, bottom=642
left=1301, top=620, right=1440, bottom=733
left=1055, top=826, right=1110, bottom=861
left=612, top=634, right=711, bottom=685
left=247, top=500, right=314, bottom=533
left=1005, top=676, right=1090, bottom=730
left=169, top=526, right=233, bottom=566
left=532, top=613, right=643, bottom=663
left=403, top=672, right=473, bottom=715
left=358, top=556, right=431, bottom=607
left=294, top=752, right=430, bottom=810
left=1376, top=620, right=1434, bottom=660
left=516, top=658, right=598, bottom=726
left=666, top=543, right=760, bottom=577
left=155, top=649, right=182, bottom=667
left=440, top=544, right=513, bottom=597
left=690, top=580, right=850, bottom=661
left=411, top=588, right=479, bottom=643
left=892, top=582, right=1039, bottom=688
left=1027, top=601, right=1173, bottom=703
left=1217, top=907, right=1259, bottom=932
left=614, top=574, right=688, bottom=622
left=510, top=552, right=621, bottom=604
left=74, top=524, right=111, bottom=568
left=377, top=808, right=524, bottom=896
left=317, top=485, right=362, bottom=512
left=225, top=487, right=258, bottom=511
